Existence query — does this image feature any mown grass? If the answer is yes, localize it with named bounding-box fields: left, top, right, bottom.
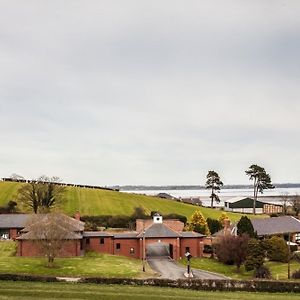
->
left=0, top=241, right=154, bottom=278
left=0, top=281, right=299, bottom=300
left=0, top=181, right=264, bottom=221
left=179, top=257, right=300, bottom=280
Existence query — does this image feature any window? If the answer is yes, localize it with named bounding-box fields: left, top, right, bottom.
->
left=0, top=229, right=9, bottom=240
left=185, top=247, right=190, bottom=253
left=100, top=238, right=105, bottom=244
left=116, top=243, right=121, bottom=250
left=86, top=238, right=90, bottom=245
left=130, top=247, right=135, bottom=254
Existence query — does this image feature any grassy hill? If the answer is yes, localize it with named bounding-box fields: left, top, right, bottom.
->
left=0, top=181, right=263, bottom=221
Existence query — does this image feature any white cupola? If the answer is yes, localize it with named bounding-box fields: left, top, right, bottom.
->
left=153, top=213, right=163, bottom=224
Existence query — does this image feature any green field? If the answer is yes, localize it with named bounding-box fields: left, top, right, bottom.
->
left=0, top=181, right=264, bottom=221
left=0, top=281, right=299, bottom=300
left=179, top=257, right=300, bottom=281
left=0, top=241, right=154, bottom=278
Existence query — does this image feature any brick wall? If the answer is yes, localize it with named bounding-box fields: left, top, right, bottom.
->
left=18, top=240, right=81, bottom=257
left=113, top=238, right=140, bottom=259
left=84, top=237, right=113, bottom=254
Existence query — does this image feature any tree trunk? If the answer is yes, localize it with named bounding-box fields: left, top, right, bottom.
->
left=253, top=178, right=257, bottom=215
left=211, top=187, right=214, bottom=208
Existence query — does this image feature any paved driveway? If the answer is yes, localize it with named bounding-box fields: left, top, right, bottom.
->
left=147, top=257, right=228, bottom=280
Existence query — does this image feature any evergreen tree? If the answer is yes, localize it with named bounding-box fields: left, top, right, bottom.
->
left=245, top=164, right=274, bottom=214
left=205, top=170, right=223, bottom=208
left=189, top=210, right=210, bottom=235
left=244, top=239, right=265, bottom=271
left=237, top=216, right=255, bottom=237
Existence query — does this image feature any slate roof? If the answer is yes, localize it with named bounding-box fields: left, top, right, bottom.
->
left=251, top=216, right=300, bottom=236
left=17, top=231, right=82, bottom=240
left=137, top=223, right=180, bottom=238
left=180, top=232, right=205, bottom=238
left=83, top=231, right=113, bottom=237
left=114, top=232, right=139, bottom=239
left=0, top=214, right=30, bottom=228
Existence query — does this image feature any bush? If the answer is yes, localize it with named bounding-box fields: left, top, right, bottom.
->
left=244, top=239, right=265, bottom=271
left=266, top=236, right=289, bottom=262
left=254, top=265, right=271, bottom=279
left=291, top=269, right=300, bottom=279
left=207, top=218, right=222, bottom=234
left=214, top=234, right=249, bottom=271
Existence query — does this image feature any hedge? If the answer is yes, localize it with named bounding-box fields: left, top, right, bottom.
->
left=0, top=274, right=300, bottom=293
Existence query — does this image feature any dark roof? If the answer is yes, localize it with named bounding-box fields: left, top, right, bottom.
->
left=225, top=197, right=265, bottom=209
left=83, top=231, right=113, bottom=237
left=251, top=216, right=300, bottom=236
left=114, top=232, right=139, bottom=239
left=137, top=223, right=180, bottom=238
left=0, top=214, right=30, bottom=228
left=180, top=232, right=205, bottom=238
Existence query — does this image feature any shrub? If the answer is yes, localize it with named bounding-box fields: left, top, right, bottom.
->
left=254, top=265, right=271, bottom=279
left=244, top=239, right=265, bottom=271
left=207, top=218, right=222, bottom=234
left=266, top=236, right=289, bottom=262
left=214, top=234, right=249, bottom=271
left=291, top=269, right=300, bottom=279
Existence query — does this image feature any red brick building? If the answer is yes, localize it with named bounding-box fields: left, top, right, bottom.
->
left=1, top=213, right=206, bottom=259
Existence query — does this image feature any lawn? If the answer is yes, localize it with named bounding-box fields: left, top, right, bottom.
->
left=0, top=281, right=299, bottom=300
left=0, top=241, right=154, bottom=278
left=179, top=257, right=300, bottom=280
left=0, top=181, right=264, bottom=221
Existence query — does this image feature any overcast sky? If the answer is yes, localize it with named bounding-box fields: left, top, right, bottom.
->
left=0, top=1, right=300, bottom=185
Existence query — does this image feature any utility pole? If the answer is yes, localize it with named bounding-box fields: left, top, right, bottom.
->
left=142, top=230, right=146, bottom=272
left=288, top=232, right=291, bottom=279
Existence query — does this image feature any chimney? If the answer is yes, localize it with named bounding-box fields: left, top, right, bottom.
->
left=74, top=211, right=81, bottom=221
left=223, top=218, right=230, bottom=235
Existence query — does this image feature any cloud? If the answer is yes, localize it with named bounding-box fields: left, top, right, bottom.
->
left=0, top=0, right=300, bottom=185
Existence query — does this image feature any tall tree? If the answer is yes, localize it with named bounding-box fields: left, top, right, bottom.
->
left=288, top=194, right=300, bottom=216
left=17, top=176, right=65, bottom=213
left=205, top=170, right=223, bottom=208
left=245, top=164, right=274, bottom=214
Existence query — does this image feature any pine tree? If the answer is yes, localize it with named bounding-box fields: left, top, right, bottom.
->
left=205, top=170, right=223, bottom=208
left=245, top=239, right=265, bottom=271
left=189, top=210, right=210, bottom=235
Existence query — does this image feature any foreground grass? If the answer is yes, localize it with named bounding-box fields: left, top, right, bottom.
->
left=0, top=181, right=264, bottom=221
left=179, top=257, right=300, bottom=280
left=0, top=241, right=153, bottom=278
left=0, top=281, right=299, bottom=300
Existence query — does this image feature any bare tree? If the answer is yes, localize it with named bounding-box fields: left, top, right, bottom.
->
left=24, top=213, right=80, bottom=266
left=17, top=176, right=65, bottom=213
left=288, top=194, right=300, bottom=216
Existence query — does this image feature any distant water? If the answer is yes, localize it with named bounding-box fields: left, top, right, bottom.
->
left=123, top=187, right=300, bottom=207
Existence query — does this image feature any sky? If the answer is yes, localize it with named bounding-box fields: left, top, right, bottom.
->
left=1, top=1, right=300, bottom=186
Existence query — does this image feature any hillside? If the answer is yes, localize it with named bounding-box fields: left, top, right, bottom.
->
left=0, top=181, right=263, bottom=221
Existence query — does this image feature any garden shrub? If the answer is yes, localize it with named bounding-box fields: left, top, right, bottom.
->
left=266, top=236, right=289, bottom=262
left=244, top=239, right=265, bottom=271
left=254, top=265, right=271, bottom=279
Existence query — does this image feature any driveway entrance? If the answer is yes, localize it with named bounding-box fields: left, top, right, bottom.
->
left=146, top=242, right=173, bottom=258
